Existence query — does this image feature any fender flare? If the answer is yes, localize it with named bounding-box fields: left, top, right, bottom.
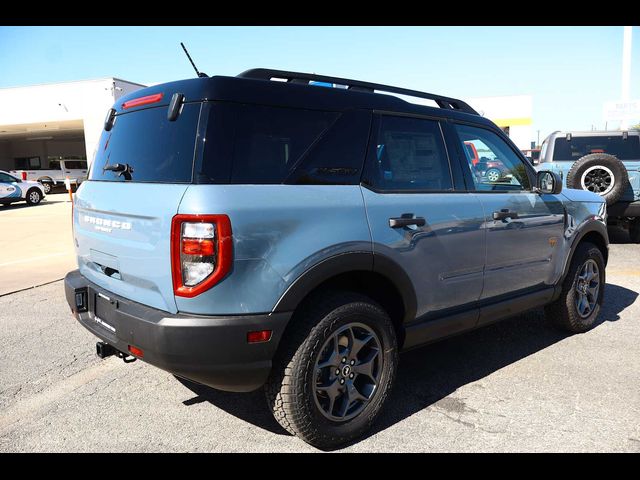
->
left=560, top=220, right=609, bottom=285
left=37, top=176, right=55, bottom=184
left=272, top=251, right=417, bottom=323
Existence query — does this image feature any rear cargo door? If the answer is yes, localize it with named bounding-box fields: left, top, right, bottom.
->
left=73, top=101, right=202, bottom=313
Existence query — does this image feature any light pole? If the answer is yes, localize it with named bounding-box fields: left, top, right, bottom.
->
left=621, top=26, right=632, bottom=130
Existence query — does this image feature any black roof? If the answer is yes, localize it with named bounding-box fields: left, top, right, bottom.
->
left=114, top=69, right=494, bottom=128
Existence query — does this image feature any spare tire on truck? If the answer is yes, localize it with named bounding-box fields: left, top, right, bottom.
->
left=565, top=153, right=628, bottom=205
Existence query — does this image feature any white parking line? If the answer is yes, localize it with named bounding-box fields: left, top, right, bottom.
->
left=0, top=252, right=70, bottom=267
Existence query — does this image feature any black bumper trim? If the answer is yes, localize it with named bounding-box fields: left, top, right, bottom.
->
left=64, top=270, right=291, bottom=392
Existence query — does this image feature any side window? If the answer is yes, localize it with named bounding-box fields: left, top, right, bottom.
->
left=14, top=156, right=41, bottom=170
left=63, top=161, right=87, bottom=169
left=365, top=115, right=453, bottom=192
left=0, top=173, right=16, bottom=182
left=231, top=105, right=337, bottom=184
left=289, top=110, right=371, bottom=185
left=454, top=124, right=531, bottom=191
left=201, top=103, right=338, bottom=184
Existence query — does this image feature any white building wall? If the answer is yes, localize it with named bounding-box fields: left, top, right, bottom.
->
left=0, top=78, right=145, bottom=167
left=467, top=95, right=533, bottom=150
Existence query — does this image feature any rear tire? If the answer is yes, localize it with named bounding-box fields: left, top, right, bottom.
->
left=40, top=182, right=52, bottom=194
left=25, top=188, right=42, bottom=205
left=545, top=242, right=605, bottom=333
left=265, top=291, right=398, bottom=450
left=629, top=218, right=640, bottom=244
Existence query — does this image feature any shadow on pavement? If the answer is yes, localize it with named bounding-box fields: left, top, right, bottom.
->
left=176, top=282, right=638, bottom=448
left=608, top=225, right=633, bottom=244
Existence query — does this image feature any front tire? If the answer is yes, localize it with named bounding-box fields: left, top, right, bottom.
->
left=26, top=188, right=42, bottom=205
left=545, top=242, right=605, bottom=333
left=265, top=291, right=398, bottom=450
left=486, top=168, right=501, bottom=182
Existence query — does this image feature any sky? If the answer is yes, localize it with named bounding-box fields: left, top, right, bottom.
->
left=0, top=26, right=638, bottom=142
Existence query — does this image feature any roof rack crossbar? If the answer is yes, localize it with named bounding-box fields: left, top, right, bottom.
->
left=237, top=68, right=479, bottom=115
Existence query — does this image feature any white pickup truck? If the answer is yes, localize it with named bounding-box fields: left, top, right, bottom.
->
left=10, top=159, right=88, bottom=194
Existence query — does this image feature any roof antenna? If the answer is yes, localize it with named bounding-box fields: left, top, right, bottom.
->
left=180, top=42, right=208, bottom=78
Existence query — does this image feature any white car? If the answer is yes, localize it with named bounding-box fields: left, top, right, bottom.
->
left=0, top=170, right=46, bottom=206
left=10, top=159, right=87, bottom=194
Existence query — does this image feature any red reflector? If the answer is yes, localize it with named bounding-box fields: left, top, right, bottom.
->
left=128, top=345, right=144, bottom=358
left=247, top=330, right=272, bottom=343
left=122, top=93, right=164, bottom=109
left=182, top=238, right=215, bottom=256
left=21, top=171, right=27, bottom=180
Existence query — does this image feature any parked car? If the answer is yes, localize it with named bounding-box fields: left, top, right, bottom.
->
left=10, top=158, right=88, bottom=194
left=537, top=130, right=640, bottom=242
left=64, top=69, right=609, bottom=449
left=0, top=170, right=45, bottom=206
left=464, top=140, right=511, bottom=182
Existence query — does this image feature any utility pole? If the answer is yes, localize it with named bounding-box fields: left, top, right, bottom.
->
left=621, top=26, right=632, bottom=130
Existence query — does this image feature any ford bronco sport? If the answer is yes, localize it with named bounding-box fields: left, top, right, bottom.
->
left=538, top=130, right=640, bottom=242
left=65, top=69, right=609, bottom=449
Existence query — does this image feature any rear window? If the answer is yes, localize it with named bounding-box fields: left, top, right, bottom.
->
left=90, top=103, right=201, bottom=183
left=64, top=160, right=87, bottom=169
left=200, top=104, right=338, bottom=184
left=553, top=135, right=640, bottom=161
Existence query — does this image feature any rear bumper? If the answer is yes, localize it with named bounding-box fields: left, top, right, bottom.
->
left=608, top=201, right=640, bottom=218
left=64, top=270, right=291, bottom=392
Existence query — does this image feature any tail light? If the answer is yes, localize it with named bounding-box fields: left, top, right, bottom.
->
left=171, top=214, right=232, bottom=298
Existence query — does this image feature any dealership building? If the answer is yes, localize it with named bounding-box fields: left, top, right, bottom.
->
left=0, top=78, right=533, bottom=172
left=0, top=78, right=145, bottom=172
left=467, top=95, right=533, bottom=151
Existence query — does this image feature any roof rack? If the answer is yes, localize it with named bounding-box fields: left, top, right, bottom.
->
left=237, top=68, right=479, bottom=115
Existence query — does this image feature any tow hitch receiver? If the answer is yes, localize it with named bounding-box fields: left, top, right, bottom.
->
left=96, top=341, right=137, bottom=363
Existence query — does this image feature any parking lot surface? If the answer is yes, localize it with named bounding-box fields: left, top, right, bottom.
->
left=0, top=200, right=638, bottom=452
left=0, top=194, right=75, bottom=296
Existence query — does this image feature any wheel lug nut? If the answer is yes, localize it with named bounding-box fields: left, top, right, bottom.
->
left=340, top=378, right=345, bottom=385
left=335, top=369, right=340, bottom=375
left=341, top=357, right=346, bottom=363
left=349, top=373, right=354, bottom=379
left=350, top=360, right=355, bottom=365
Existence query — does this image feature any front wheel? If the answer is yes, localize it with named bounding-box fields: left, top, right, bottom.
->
left=26, top=188, right=42, bottom=205
left=545, top=242, right=605, bottom=333
left=265, top=291, right=398, bottom=450
left=486, top=168, right=501, bottom=182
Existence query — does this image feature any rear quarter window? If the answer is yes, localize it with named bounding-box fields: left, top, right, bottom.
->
left=90, top=103, right=201, bottom=183
left=200, top=104, right=338, bottom=184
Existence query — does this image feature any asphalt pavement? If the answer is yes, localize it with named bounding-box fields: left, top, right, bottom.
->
left=0, top=230, right=638, bottom=452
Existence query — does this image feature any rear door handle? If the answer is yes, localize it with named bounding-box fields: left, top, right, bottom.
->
left=492, top=209, right=519, bottom=221
left=389, top=216, right=426, bottom=228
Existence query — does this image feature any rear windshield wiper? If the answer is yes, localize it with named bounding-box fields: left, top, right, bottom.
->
left=103, top=163, right=134, bottom=181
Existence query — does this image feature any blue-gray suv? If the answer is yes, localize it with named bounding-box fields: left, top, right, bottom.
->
left=64, top=69, right=609, bottom=449
left=537, top=130, right=640, bottom=242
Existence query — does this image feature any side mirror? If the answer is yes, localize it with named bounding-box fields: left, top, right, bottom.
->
left=537, top=170, right=562, bottom=194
